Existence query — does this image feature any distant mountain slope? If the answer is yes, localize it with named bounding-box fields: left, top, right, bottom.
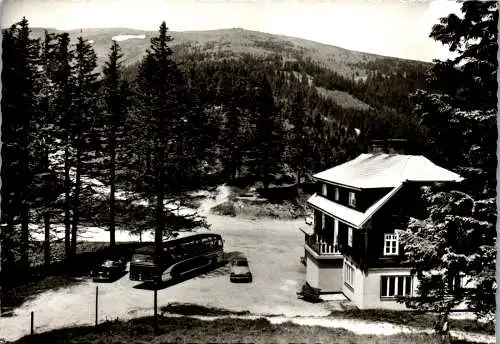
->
left=315, top=87, right=371, bottom=111
left=29, top=27, right=430, bottom=78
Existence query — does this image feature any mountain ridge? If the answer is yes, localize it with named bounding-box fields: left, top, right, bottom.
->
left=25, top=27, right=431, bottom=78
left=28, top=26, right=430, bottom=63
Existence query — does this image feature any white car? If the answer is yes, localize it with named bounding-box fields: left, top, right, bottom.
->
left=305, top=216, right=313, bottom=225
left=230, top=257, right=253, bottom=283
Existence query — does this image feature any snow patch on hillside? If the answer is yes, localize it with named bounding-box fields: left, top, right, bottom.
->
left=112, top=34, right=146, bottom=42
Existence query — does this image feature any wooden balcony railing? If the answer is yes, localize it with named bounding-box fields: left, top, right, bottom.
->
left=306, top=235, right=341, bottom=255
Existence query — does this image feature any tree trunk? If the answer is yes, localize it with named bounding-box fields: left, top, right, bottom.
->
left=3, top=192, right=16, bottom=272
left=263, top=179, right=270, bottom=192
left=109, top=131, right=116, bottom=247
left=155, top=141, right=165, bottom=256
left=20, top=200, right=30, bottom=270
left=64, top=143, right=71, bottom=260
left=296, top=169, right=301, bottom=196
left=154, top=101, right=169, bottom=256
left=155, top=167, right=165, bottom=254
left=146, top=148, right=152, bottom=175
left=71, top=144, right=82, bottom=258
left=42, top=141, right=52, bottom=267
left=20, top=139, right=30, bottom=270
left=44, top=212, right=51, bottom=266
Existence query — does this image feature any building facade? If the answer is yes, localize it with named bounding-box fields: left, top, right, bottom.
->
left=300, top=152, right=463, bottom=310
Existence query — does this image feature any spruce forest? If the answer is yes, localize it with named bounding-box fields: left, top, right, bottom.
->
left=1, top=19, right=429, bottom=268
left=1, top=0, right=497, bottom=323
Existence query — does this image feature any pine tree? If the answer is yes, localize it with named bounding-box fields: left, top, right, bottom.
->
left=102, top=40, right=128, bottom=247
left=250, top=74, right=284, bottom=190
left=31, top=30, right=60, bottom=266
left=70, top=37, right=99, bottom=257
left=0, top=18, right=40, bottom=270
left=401, top=1, right=497, bottom=331
left=132, top=22, right=208, bottom=252
left=287, top=80, right=314, bottom=189
left=1, top=25, right=18, bottom=274
left=221, top=80, right=247, bottom=181
left=51, top=32, right=74, bottom=260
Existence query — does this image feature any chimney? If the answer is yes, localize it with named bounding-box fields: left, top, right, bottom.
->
left=368, top=139, right=407, bottom=154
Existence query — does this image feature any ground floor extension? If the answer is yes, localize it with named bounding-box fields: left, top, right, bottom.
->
left=305, top=250, right=417, bottom=310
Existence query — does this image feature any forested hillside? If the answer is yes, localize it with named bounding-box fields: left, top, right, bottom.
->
left=1, top=0, right=497, bottom=330
left=0, top=19, right=431, bottom=275
left=2, top=5, right=494, bottom=274
left=27, top=27, right=429, bottom=77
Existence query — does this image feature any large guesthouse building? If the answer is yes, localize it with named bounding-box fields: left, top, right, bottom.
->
left=300, top=149, right=463, bottom=310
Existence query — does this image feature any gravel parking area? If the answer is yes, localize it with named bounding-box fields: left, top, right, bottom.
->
left=0, top=209, right=336, bottom=341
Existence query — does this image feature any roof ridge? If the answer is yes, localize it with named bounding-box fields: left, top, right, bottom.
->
left=312, top=153, right=462, bottom=188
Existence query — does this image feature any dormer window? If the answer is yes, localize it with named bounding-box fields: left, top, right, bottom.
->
left=348, top=192, right=356, bottom=207
left=322, top=183, right=327, bottom=197
left=384, top=233, right=399, bottom=255
left=334, top=187, right=339, bottom=201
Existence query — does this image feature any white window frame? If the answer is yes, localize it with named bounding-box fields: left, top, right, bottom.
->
left=344, top=261, right=354, bottom=288
left=380, top=275, right=412, bottom=298
left=348, top=227, right=353, bottom=247
left=322, top=183, right=328, bottom=197
left=334, top=187, right=340, bottom=201
left=383, top=233, right=399, bottom=256
left=348, top=191, right=356, bottom=207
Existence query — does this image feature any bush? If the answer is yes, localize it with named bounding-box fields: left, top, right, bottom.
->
left=211, top=202, right=237, bottom=216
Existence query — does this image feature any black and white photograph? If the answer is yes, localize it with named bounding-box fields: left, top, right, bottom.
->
left=0, top=0, right=497, bottom=343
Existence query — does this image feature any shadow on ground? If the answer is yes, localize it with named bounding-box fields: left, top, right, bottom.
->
left=91, top=270, right=129, bottom=284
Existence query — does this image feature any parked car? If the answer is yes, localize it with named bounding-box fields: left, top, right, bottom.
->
left=230, top=257, right=252, bottom=283
left=92, top=257, right=127, bottom=282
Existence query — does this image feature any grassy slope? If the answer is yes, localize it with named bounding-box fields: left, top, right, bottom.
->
left=316, top=86, right=372, bottom=110
left=328, top=309, right=495, bottom=336
left=12, top=316, right=479, bottom=344
left=161, top=304, right=495, bottom=336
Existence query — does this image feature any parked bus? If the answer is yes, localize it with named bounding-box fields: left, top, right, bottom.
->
left=129, top=233, right=224, bottom=283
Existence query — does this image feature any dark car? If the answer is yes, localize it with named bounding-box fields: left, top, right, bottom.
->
left=92, top=258, right=127, bottom=282
left=230, top=257, right=252, bottom=283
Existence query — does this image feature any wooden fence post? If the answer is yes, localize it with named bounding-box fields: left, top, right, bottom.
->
left=154, top=287, right=158, bottom=334
left=31, top=311, right=34, bottom=336
left=95, top=286, right=98, bottom=326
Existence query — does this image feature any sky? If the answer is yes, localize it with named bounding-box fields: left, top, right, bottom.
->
left=1, top=0, right=462, bottom=62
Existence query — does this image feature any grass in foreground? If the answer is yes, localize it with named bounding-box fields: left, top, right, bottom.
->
left=12, top=316, right=480, bottom=344
left=160, top=302, right=251, bottom=316
left=329, top=309, right=495, bottom=336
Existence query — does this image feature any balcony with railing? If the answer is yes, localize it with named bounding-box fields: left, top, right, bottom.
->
left=305, top=234, right=341, bottom=257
